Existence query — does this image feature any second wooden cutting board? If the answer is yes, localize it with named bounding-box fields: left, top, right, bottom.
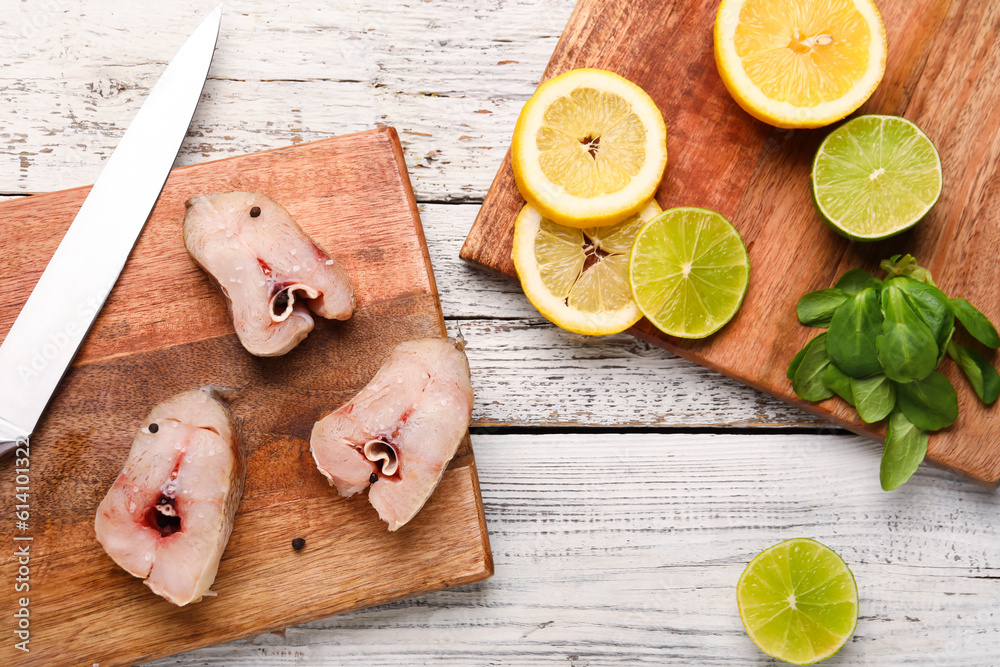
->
left=461, top=0, right=1000, bottom=486
left=0, top=127, right=492, bottom=666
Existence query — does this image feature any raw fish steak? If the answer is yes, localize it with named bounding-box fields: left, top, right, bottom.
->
left=310, top=337, right=474, bottom=530
left=94, top=386, right=245, bottom=606
left=184, top=191, right=354, bottom=356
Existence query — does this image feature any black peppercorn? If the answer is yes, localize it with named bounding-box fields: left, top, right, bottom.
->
left=249, top=206, right=261, bottom=218
left=369, top=472, right=378, bottom=484
left=292, top=537, right=305, bottom=550
left=148, top=422, right=159, bottom=434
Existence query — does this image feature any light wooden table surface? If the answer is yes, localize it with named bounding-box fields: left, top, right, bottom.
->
left=4, top=1, right=999, bottom=665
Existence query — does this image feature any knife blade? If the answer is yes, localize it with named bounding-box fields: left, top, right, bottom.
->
left=0, top=6, right=223, bottom=457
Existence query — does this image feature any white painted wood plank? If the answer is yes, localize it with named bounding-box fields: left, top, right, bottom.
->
left=447, top=318, right=822, bottom=428
left=1, top=0, right=573, bottom=200
left=147, top=432, right=1000, bottom=666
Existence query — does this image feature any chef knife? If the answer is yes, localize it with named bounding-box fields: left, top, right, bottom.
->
left=0, top=6, right=223, bottom=457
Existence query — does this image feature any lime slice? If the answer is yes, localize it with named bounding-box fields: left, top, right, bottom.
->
left=811, top=115, right=942, bottom=241
left=738, top=538, right=859, bottom=665
left=628, top=207, right=750, bottom=338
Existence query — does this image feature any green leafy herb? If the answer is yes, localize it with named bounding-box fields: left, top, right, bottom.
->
left=827, top=287, right=883, bottom=378
left=950, top=298, right=1000, bottom=349
left=792, top=333, right=834, bottom=402
left=896, top=371, right=959, bottom=431
left=790, top=255, right=1000, bottom=491
left=797, top=288, right=849, bottom=327
left=835, top=269, right=882, bottom=296
left=851, top=374, right=896, bottom=424
left=880, top=411, right=928, bottom=491
left=822, top=363, right=855, bottom=406
left=786, top=345, right=808, bottom=381
left=948, top=342, right=1000, bottom=405
left=877, top=281, right=939, bottom=383
left=880, top=254, right=935, bottom=286
left=893, top=277, right=954, bottom=352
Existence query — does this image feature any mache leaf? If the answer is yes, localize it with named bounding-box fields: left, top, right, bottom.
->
left=880, top=411, right=928, bottom=491
left=877, top=281, right=939, bottom=383
left=851, top=374, right=896, bottom=424
left=787, top=345, right=808, bottom=381
left=894, top=277, right=954, bottom=354
left=947, top=342, right=1000, bottom=405
left=828, top=287, right=883, bottom=378
left=822, top=363, right=855, bottom=406
left=950, top=298, right=1000, bottom=349
left=793, top=333, right=834, bottom=402
left=835, top=269, right=882, bottom=296
left=896, top=371, right=959, bottom=431
left=797, top=288, right=850, bottom=327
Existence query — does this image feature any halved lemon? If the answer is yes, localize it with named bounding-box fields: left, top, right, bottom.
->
left=511, top=68, right=668, bottom=228
left=714, top=0, right=887, bottom=128
left=511, top=199, right=662, bottom=335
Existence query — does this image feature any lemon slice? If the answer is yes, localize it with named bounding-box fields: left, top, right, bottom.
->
left=511, top=68, right=668, bottom=228
left=511, top=199, right=662, bottom=335
left=714, top=0, right=887, bottom=128
left=629, top=207, right=750, bottom=339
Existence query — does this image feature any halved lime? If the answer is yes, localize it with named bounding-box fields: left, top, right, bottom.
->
left=737, top=538, right=859, bottom=665
left=628, top=207, right=750, bottom=338
left=811, top=115, right=942, bottom=241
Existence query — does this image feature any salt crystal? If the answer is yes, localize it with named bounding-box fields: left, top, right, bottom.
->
left=236, top=279, right=242, bottom=284
left=140, top=426, right=150, bottom=434
left=235, top=265, right=243, bottom=271
left=198, top=512, right=204, bottom=518
left=258, top=280, right=266, bottom=287
left=292, top=264, right=300, bottom=271
left=128, top=501, right=136, bottom=513
left=226, top=229, right=234, bottom=238
left=325, top=259, right=335, bottom=265
left=290, top=249, right=297, bottom=256
left=230, top=278, right=237, bottom=283
left=209, top=449, right=215, bottom=456
left=144, top=553, right=151, bottom=561
left=217, top=223, right=226, bottom=230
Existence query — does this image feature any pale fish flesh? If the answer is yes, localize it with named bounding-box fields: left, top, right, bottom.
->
left=94, top=386, right=245, bottom=606
left=184, top=192, right=354, bottom=356
left=310, top=337, right=473, bottom=531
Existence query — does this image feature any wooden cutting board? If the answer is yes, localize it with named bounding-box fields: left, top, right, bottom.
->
left=461, top=0, right=1000, bottom=487
left=0, top=127, right=493, bottom=666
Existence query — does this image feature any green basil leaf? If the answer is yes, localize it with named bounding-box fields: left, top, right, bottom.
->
left=950, top=298, right=1000, bottom=349
left=851, top=374, right=896, bottom=423
left=827, top=287, right=883, bottom=378
left=822, top=363, right=855, bottom=406
left=877, top=281, right=939, bottom=383
left=880, top=410, right=928, bottom=491
left=793, top=333, right=834, bottom=402
left=787, top=345, right=808, bottom=380
left=893, top=276, right=954, bottom=354
left=835, top=269, right=882, bottom=296
left=797, top=288, right=850, bottom=327
left=947, top=342, right=1000, bottom=405
left=896, top=371, right=959, bottom=431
